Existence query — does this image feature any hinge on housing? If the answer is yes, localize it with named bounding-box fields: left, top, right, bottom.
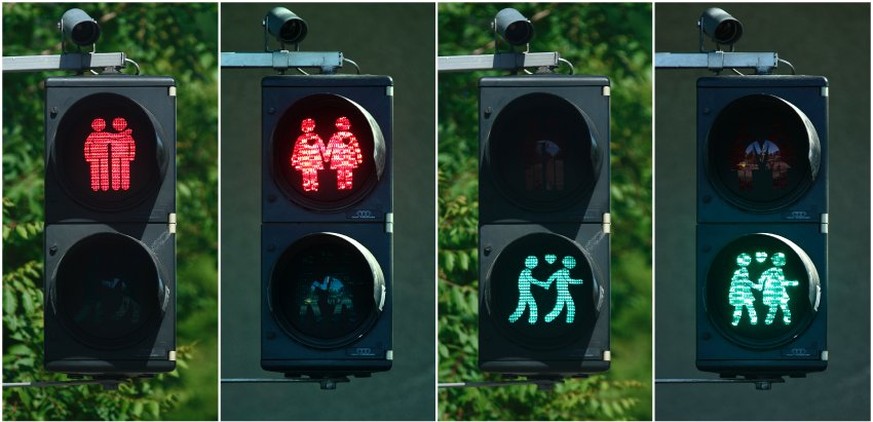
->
left=602, top=86, right=611, bottom=97
left=386, top=86, right=394, bottom=97
left=385, top=212, right=394, bottom=234
left=820, top=213, right=828, bottom=234
left=168, top=350, right=177, bottom=361
left=169, top=86, right=177, bottom=97
left=169, top=213, right=177, bottom=234
left=603, top=350, right=612, bottom=361
left=602, top=212, right=611, bottom=234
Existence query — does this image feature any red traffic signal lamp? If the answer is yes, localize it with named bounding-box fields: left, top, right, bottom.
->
left=45, top=77, right=175, bottom=221
left=261, top=75, right=393, bottom=378
left=478, top=75, right=611, bottom=377
left=696, top=75, right=828, bottom=377
left=43, top=75, right=177, bottom=376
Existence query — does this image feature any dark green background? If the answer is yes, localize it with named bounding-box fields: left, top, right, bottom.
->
left=655, top=3, right=870, bottom=420
left=219, top=3, right=436, bottom=420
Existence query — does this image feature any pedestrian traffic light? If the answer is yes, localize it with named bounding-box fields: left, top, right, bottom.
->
left=261, top=75, right=393, bottom=378
left=697, top=75, right=828, bottom=378
left=478, top=75, right=611, bottom=377
left=43, top=75, right=177, bottom=376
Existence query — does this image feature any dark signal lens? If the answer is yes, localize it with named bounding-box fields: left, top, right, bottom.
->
left=269, top=233, right=384, bottom=348
left=71, top=21, right=100, bottom=45
left=706, top=94, right=820, bottom=212
left=486, top=93, right=600, bottom=212
left=54, top=233, right=165, bottom=348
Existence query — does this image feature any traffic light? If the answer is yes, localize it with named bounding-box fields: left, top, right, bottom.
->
left=696, top=75, right=828, bottom=377
left=260, top=75, right=393, bottom=377
left=43, top=75, right=177, bottom=376
left=478, top=75, right=611, bottom=377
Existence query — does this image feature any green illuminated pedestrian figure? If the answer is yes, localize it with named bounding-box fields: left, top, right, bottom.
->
left=508, top=256, right=551, bottom=324
left=543, top=256, right=583, bottom=324
left=728, top=252, right=762, bottom=326
left=755, top=251, right=768, bottom=263
left=759, top=252, right=799, bottom=325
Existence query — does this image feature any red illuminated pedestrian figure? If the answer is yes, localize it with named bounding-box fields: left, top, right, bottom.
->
left=291, top=118, right=326, bottom=192
left=735, top=157, right=758, bottom=191
left=768, top=154, right=791, bottom=188
left=109, top=117, right=136, bottom=191
left=525, top=139, right=564, bottom=192
left=84, top=118, right=112, bottom=191
left=325, top=116, right=363, bottom=190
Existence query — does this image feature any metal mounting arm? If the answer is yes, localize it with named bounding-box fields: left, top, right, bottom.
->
left=656, top=376, right=786, bottom=390
left=655, top=51, right=779, bottom=74
left=438, top=52, right=560, bottom=72
left=3, top=52, right=126, bottom=73
left=220, top=51, right=343, bottom=73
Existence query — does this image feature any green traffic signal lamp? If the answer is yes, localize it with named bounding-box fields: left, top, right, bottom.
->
left=478, top=75, right=611, bottom=377
left=485, top=232, right=603, bottom=348
left=704, top=233, right=820, bottom=349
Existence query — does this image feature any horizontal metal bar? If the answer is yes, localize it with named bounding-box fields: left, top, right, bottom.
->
left=438, top=379, right=560, bottom=389
left=438, top=52, right=560, bottom=72
left=656, top=377, right=783, bottom=383
left=655, top=51, right=778, bottom=73
left=3, top=52, right=127, bottom=73
left=221, top=378, right=337, bottom=383
left=222, top=377, right=350, bottom=390
left=4, top=378, right=133, bottom=390
left=220, top=51, right=343, bottom=71
left=656, top=377, right=785, bottom=390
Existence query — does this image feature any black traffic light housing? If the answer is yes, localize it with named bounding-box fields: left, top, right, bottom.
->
left=478, top=76, right=609, bottom=225
left=260, top=75, right=393, bottom=377
left=478, top=75, right=611, bottom=377
left=696, top=75, right=828, bottom=377
left=697, top=76, right=827, bottom=222
left=43, top=75, right=177, bottom=376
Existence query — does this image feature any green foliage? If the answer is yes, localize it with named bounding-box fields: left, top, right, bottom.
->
left=3, top=3, right=217, bottom=420
left=438, top=3, right=652, bottom=420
